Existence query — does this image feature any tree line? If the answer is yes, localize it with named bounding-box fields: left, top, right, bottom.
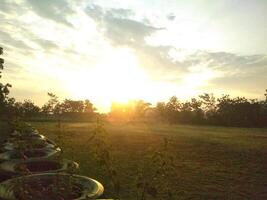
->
left=1, top=46, right=267, bottom=127
left=153, top=93, right=267, bottom=127
left=1, top=92, right=98, bottom=121
left=108, top=93, right=267, bottom=127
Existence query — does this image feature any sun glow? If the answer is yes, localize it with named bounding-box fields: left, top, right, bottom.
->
left=27, top=46, right=219, bottom=112
left=65, top=47, right=220, bottom=112
left=68, top=48, right=150, bottom=110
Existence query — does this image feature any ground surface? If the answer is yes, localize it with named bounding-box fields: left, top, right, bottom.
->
left=11, top=122, right=267, bottom=199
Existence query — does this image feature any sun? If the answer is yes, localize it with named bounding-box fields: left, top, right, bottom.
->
left=69, top=48, right=149, bottom=110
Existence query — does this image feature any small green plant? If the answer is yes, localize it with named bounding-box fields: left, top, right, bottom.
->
left=135, top=138, right=177, bottom=200
left=87, top=118, right=121, bottom=199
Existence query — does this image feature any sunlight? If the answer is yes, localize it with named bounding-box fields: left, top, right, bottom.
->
left=69, top=48, right=149, bottom=109
left=67, top=48, right=220, bottom=111
left=183, top=70, right=214, bottom=88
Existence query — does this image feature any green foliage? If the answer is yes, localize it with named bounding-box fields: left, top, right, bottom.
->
left=41, top=93, right=59, bottom=114
left=87, top=119, right=121, bottom=199
left=41, top=93, right=97, bottom=120
left=0, top=47, right=12, bottom=116
left=154, top=92, right=267, bottom=127
left=135, top=138, right=177, bottom=200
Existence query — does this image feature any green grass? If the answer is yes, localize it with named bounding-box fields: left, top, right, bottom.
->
left=29, top=122, right=267, bottom=199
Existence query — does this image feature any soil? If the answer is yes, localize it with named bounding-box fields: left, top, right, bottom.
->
left=19, top=161, right=61, bottom=173
left=10, top=151, right=47, bottom=159
left=0, top=172, right=13, bottom=183
left=14, top=177, right=83, bottom=200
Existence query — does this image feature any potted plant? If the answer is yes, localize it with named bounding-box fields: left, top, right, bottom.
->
left=0, top=159, right=79, bottom=175
left=0, top=173, right=104, bottom=200
left=0, top=147, right=61, bottom=161
left=2, top=137, right=56, bottom=151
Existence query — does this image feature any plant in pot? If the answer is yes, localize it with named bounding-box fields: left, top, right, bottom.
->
left=0, top=173, right=104, bottom=200
left=2, top=137, right=56, bottom=151
left=0, top=158, right=79, bottom=176
left=0, top=147, right=61, bottom=161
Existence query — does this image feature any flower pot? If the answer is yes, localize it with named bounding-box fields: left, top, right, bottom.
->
left=9, top=132, right=45, bottom=141
left=2, top=138, right=56, bottom=151
left=0, top=173, right=104, bottom=200
left=11, top=129, right=39, bottom=137
left=0, top=159, right=79, bottom=175
left=0, top=148, right=61, bottom=161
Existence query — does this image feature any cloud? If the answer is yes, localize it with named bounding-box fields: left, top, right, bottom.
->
left=1, top=1, right=267, bottom=101
left=0, top=27, right=58, bottom=55
left=185, top=51, right=267, bottom=75
left=86, top=5, right=163, bottom=45
left=179, top=51, right=267, bottom=96
left=107, top=8, right=135, bottom=18
left=25, top=0, right=74, bottom=26
left=86, top=5, right=186, bottom=79
left=167, top=13, right=176, bottom=21
left=0, top=30, right=33, bottom=52
left=86, top=4, right=267, bottom=97
left=0, top=0, right=25, bottom=14
left=32, top=38, right=59, bottom=51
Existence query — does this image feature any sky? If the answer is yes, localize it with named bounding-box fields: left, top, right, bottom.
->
left=0, top=0, right=267, bottom=112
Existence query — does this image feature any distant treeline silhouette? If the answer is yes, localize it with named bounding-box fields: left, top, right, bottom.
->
left=1, top=46, right=267, bottom=127
left=108, top=93, right=267, bottom=127
left=153, top=93, right=267, bottom=127
left=2, top=91, right=267, bottom=127
left=1, top=92, right=98, bottom=122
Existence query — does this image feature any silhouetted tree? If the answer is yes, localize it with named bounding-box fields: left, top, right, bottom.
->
left=156, top=102, right=167, bottom=122
left=190, top=98, right=204, bottom=124
left=165, top=96, right=180, bottom=123
left=20, top=100, right=40, bottom=118
left=41, top=92, right=59, bottom=114
left=84, top=99, right=96, bottom=113
left=199, top=93, right=216, bottom=122
left=60, top=99, right=84, bottom=113
left=133, top=100, right=151, bottom=119
left=0, top=47, right=12, bottom=117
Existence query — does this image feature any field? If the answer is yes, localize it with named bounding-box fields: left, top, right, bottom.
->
left=3, top=121, right=267, bottom=199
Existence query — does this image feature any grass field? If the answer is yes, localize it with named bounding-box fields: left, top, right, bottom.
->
left=12, top=122, right=267, bottom=199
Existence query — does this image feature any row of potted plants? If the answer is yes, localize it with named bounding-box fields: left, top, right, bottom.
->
left=0, top=122, right=106, bottom=200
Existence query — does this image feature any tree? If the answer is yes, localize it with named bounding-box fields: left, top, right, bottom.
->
left=190, top=98, right=204, bottom=124
left=0, top=47, right=12, bottom=115
left=199, top=93, right=217, bottom=123
left=156, top=102, right=166, bottom=122
left=165, top=96, right=180, bottom=123
left=133, top=100, right=151, bottom=119
left=0, top=47, right=4, bottom=73
left=84, top=99, right=96, bottom=113
left=21, top=100, right=40, bottom=118
left=41, top=92, right=59, bottom=114
left=199, top=93, right=216, bottom=112
left=60, top=99, right=84, bottom=113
